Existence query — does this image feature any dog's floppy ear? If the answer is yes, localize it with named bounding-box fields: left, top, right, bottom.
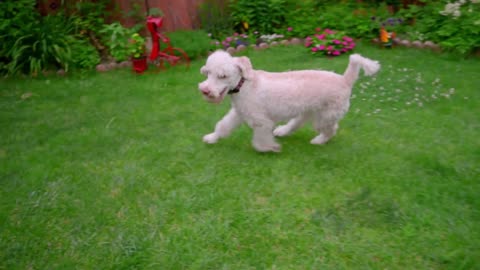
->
left=200, top=66, right=208, bottom=75
left=234, top=56, right=253, bottom=80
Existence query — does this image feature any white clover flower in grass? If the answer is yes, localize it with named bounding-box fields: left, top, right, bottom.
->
left=449, top=88, right=456, bottom=94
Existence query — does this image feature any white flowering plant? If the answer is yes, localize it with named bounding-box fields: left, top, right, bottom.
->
left=399, top=0, right=480, bottom=55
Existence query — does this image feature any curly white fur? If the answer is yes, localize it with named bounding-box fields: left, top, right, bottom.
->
left=198, top=50, right=380, bottom=152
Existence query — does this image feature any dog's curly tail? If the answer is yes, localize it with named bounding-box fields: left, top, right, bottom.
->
left=343, top=54, right=380, bottom=88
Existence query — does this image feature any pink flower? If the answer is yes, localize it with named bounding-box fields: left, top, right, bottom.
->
left=343, top=36, right=353, bottom=42
left=305, top=41, right=312, bottom=47
left=315, top=34, right=325, bottom=40
left=333, top=39, right=341, bottom=45
left=287, top=27, right=293, bottom=31
left=333, top=50, right=341, bottom=56
left=234, top=32, right=239, bottom=36
left=315, top=27, right=321, bottom=32
left=226, top=37, right=233, bottom=42
left=318, top=45, right=326, bottom=50
left=311, top=47, right=318, bottom=52
left=327, top=45, right=333, bottom=51
left=324, top=29, right=334, bottom=34
left=343, top=41, right=349, bottom=46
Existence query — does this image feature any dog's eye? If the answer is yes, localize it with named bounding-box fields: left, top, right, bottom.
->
left=218, top=74, right=227, bottom=79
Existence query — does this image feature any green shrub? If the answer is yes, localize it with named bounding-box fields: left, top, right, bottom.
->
left=400, top=0, right=480, bottom=55
left=99, top=22, right=141, bottom=62
left=0, top=6, right=75, bottom=76
left=70, top=38, right=101, bottom=70
left=229, top=0, right=288, bottom=34
left=199, top=0, right=233, bottom=39
left=283, top=0, right=320, bottom=38
left=166, top=30, right=213, bottom=59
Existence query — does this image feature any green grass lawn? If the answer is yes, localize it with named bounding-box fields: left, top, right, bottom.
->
left=1, top=43, right=479, bottom=269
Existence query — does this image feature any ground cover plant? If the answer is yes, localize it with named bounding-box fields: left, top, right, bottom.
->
left=1, top=43, right=479, bottom=269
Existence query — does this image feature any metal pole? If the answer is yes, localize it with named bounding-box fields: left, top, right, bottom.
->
left=144, top=0, right=150, bottom=16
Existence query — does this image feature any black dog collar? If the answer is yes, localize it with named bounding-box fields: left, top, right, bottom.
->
left=228, top=77, right=245, bottom=94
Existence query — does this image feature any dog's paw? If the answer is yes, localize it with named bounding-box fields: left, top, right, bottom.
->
left=253, top=143, right=282, bottom=153
left=310, top=134, right=330, bottom=145
left=203, top=133, right=219, bottom=144
left=273, top=125, right=291, bottom=137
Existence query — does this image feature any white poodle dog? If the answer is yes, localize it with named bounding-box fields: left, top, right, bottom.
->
left=198, top=50, right=380, bottom=152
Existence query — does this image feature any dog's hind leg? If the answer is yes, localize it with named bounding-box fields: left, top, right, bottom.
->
left=310, top=113, right=340, bottom=145
left=273, top=114, right=310, bottom=137
left=251, top=120, right=281, bottom=152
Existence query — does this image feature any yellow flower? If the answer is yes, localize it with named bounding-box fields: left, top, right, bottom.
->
left=243, top=21, right=249, bottom=30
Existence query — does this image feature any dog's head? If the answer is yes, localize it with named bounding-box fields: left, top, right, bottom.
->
left=198, top=50, right=253, bottom=104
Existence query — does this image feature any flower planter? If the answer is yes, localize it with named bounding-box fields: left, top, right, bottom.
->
left=132, top=56, right=147, bottom=74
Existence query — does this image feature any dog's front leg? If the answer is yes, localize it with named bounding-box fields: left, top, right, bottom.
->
left=250, top=120, right=281, bottom=153
left=203, top=108, right=243, bottom=144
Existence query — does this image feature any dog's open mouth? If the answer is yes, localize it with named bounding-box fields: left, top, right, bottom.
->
left=204, top=87, right=228, bottom=104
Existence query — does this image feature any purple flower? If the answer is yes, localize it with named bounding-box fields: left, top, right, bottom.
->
left=226, top=37, right=233, bottom=42
left=287, top=27, right=293, bottom=32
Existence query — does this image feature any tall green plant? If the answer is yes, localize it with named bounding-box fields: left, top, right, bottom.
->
left=229, top=0, right=287, bottom=34
left=99, top=22, right=141, bottom=62
left=199, top=0, right=233, bottom=39
left=400, top=0, right=480, bottom=55
left=0, top=0, right=77, bottom=76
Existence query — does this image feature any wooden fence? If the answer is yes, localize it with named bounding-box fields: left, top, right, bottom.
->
left=37, top=0, right=206, bottom=31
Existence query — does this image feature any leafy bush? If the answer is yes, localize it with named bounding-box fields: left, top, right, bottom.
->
left=283, top=0, right=321, bottom=38
left=0, top=5, right=76, bottom=76
left=99, top=22, right=140, bottom=62
left=229, top=0, right=288, bottom=34
left=316, top=4, right=378, bottom=39
left=305, top=29, right=356, bottom=57
left=70, top=38, right=101, bottom=70
left=166, top=30, right=213, bottom=59
left=199, top=0, right=233, bottom=39
left=400, top=0, right=480, bottom=55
